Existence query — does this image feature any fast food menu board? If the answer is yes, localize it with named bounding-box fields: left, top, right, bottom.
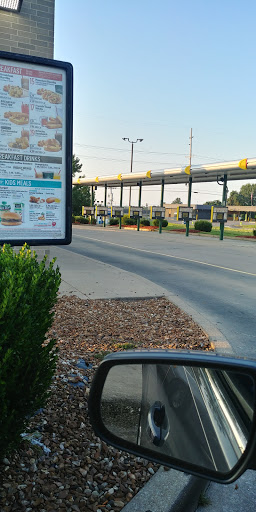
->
left=0, top=53, right=73, bottom=245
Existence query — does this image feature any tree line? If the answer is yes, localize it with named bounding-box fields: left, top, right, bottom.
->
left=172, top=184, right=256, bottom=207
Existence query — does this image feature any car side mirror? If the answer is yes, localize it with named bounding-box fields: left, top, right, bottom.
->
left=88, top=351, right=256, bottom=484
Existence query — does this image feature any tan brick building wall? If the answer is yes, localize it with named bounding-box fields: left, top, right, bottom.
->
left=0, top=0, right=54, bottom=59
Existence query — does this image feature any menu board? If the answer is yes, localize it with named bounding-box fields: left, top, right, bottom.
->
left=0, top=53, right=73, bottom=245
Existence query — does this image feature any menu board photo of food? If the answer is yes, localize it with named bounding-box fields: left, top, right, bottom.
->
left=0, top=53, right=73, bottom=245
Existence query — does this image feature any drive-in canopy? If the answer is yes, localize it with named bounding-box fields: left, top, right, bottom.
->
left=73, top=157, right=256, bottom=187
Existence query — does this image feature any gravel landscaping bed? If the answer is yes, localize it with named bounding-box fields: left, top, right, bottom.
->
left=0, top=296, right=211, bottom=512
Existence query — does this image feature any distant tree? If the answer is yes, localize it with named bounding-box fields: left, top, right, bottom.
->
left=227, top=190, right=241, bottom=205
left=172, top=197, right=183, bottom=204
left=72, top=155, right=91, bottom=215
left=239, top=183, right=256, bottom=206
left=204, top=200, right=222, bottom=206
left=227, top=184, right=256, bottom=206
left=72, top=154, right=83, bottom=177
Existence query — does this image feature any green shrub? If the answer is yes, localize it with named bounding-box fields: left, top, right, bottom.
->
left=122, top=215, right=135, bottom=225
left=253, top=229, right=256, bottom=236
left=153, top=218, right=168, bottom=227
left=194, top=220, right=212, bottom=232
left=0, top=244, right=61, bottom=458
left=140, top=218, right=150, bottom=226
left=79, top=216, right=89, bottom=224
left=109, top=217, right=119, bottom=225
left=72, top=214, right=75, bottom=223
left=91, top=217, right=97, bottom=224
left=74, top=215, right=89, bottom=224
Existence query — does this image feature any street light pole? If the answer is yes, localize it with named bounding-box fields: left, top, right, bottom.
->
left=122, top=138, right=143, bottom=206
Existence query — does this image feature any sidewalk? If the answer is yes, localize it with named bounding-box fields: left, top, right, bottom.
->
left=53, top=245, right=167, bottom=300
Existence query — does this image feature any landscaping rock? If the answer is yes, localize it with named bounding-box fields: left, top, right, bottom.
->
left=0, top=296, right=211, bottom=511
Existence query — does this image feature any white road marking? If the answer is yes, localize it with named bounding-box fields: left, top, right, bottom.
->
left=73, top=234, right=256, bottom=277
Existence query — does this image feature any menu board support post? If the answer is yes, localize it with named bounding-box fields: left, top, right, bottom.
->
left=119, top=182, right=123, bottom=230
left=186, top=177, right=192, bottom=237
left=220, top=174, right=228, bottom=241
left=104, top=183, right=107, bottom=228
left=137, top=181, right=142, bottom=232
left=159, top=178, right=165, bottom=234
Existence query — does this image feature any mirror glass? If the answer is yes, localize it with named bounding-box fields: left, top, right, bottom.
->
left=100, top=363, right=255, bottom=473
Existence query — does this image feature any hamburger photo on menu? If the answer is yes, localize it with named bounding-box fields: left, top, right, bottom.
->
left=1, top=211, right=22, bottom=226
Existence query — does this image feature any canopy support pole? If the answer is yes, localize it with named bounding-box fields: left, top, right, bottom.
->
left=104, top=183, right=107, bottom=227
left=137, top=181, right=142, bottom=231
left=220, top=174, right=228, bottom=241
left=119, top=182, right=123, bottom=229
left=186, top=177, right=192, bottom=237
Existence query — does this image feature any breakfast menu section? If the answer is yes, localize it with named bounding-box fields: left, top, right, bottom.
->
left=0, top=59, right=67, bottom=240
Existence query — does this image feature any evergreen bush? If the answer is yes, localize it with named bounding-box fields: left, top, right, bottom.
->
left=194, top=220, right=212, bottom=232
left=74, top=215, right=89, bottom=223
left=0, top=244, right=61, bottom=458
left=122, top=215, right=135, bottom=225
left=140, top=218, right=150, bottom=226
left=153, top=218, right=168, bottom=227
left=109, top=218, right=119, bottom=225
left=79, top=216, right=89, bottom=224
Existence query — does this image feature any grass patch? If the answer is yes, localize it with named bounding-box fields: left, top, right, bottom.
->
left=94, top=351, right=112, bottom=361
left=113, top=342, right=137, bottom=350
left=210, top=227, right=255, bottom=237
left=198, top=492, right=212, bottom=507
left=162, top=222, right=256, bottom=237
left=162, top=223, right=185, bottom=230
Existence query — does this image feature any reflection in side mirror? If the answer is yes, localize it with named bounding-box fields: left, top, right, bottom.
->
left=89, top=352, right=256, bottom=483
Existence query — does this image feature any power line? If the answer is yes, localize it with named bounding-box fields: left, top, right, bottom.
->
left=75, top=153, right=183, bottom=165
left=74, top=142, right=226, bottom=162
left=74, top=142, right=187, bottom=156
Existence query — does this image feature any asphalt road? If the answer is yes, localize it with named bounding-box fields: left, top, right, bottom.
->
left=59, top=226, right=256, bottom=359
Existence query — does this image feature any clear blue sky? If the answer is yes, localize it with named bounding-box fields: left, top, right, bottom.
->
left=54, top=0, right=256, bottom=206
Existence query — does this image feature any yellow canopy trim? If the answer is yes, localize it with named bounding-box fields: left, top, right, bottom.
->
left=238, top=159, right=247, bottom=170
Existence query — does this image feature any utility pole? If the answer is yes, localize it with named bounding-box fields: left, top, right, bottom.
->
left=122, top=138, right=143, bottom=206
left=186, top=128, right=193, bottom=237
left=189, top=128, right=193, bottom=171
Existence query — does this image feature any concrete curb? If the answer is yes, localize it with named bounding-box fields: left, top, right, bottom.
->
left=166, top=293, right=234, bottom=356
left=122, top=466, right=208, bottom=512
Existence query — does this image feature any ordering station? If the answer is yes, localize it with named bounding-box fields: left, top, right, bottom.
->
left=75, top=157, right=256, bottom=239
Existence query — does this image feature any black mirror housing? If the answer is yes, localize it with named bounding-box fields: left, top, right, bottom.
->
left=88, top=351, right=256, bottom=484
